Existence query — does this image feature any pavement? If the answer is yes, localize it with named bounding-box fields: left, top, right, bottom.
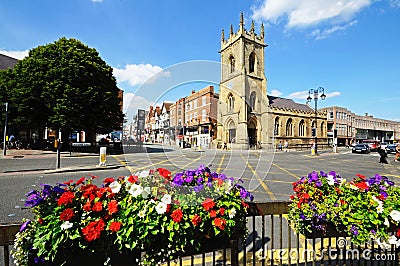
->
left=0, top=148, right=122, bottom=174
left=1, top=146, right=400, bottom=175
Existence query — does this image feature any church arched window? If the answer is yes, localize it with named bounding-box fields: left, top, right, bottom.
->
left=274, top=117, right=279, bottom=136
left=229, top=55, right=235, bottom=73
left=299, top=120, right=305, bottom=137
left=250, top=91, right=256, bottom=111
left=249, top=52, right=256, bottom=73
left=227, top=93, right=234, bottom=111
left=286, top=118, right=293, bottom=136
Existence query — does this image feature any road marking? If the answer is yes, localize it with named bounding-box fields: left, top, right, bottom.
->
left=112, top=155, right=172, bottom=174
left=272, top=163, right=299, bottom=180
left=216, top=154, right=225, bottom=173
left=240, top=154, right=276, bottom=200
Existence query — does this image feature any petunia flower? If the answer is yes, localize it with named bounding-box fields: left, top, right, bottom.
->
left=129, top=184, right=144, bottom=197
left=109, top=181, right=121, bottom=194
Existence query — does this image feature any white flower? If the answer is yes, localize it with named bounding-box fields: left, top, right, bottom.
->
left=349, top=184, right=358, bottom=190
left=129, top=184, right=144, bottom=197
left=388, top=235, right=399, bottom=245
left=155, top=202, right=168, bottom=214
left=61, top=221, right=73, bottom=230
left=390, top=210, right=400, bottom=222
left=137, top=170, right=150, bottom=178
left=377, top=204, right=384, bottom=214
left=109, top=181, right=121, bottom=194
left=138, top=209, right=146, bottom=218
left=228, top=208, right=237, bottom=219
left=141, top=187, right=151, bottom=198
left=384, top=218, right=390, bottom=227
left=161, top=194, right=172, bottom=204
left=326, top=175, right=335, bottom=186
left=375, top=238, right=391, bottom=250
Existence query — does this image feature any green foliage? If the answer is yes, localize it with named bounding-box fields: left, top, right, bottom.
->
left=0, top=37, right=123, bottom=136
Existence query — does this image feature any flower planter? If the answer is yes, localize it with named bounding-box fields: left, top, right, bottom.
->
left=303, top=222, right=348, bottom=239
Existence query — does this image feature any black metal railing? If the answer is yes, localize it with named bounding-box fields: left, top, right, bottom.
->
left=1, top=202, right=398, bottom=266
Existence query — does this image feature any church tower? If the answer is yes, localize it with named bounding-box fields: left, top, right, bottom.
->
left=217, top=13, right=269, bottom=149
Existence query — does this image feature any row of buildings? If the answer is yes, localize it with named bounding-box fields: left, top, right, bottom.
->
left=125, top=14, right=400, bottom=149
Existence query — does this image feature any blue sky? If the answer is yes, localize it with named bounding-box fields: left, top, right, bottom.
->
left=1, top=0, right=400, bottom=122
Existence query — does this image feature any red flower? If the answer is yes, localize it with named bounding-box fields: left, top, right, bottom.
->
left=171, top=209, right=183, bottom=223
left=241, top=201, right=249, bottom=209
left=157, top=168, right=172, bottom=179
left=60, top=208, right=74, bottom=221
left=92, top=202, right=103, bottom=212
left=219, top=208, right=225, bottom=216
left=82, top=219, right=105, bottom=242
left=128, top=175, right=139, bottom=183
left=356, top=173, right=366, bottom=179
left=63, top=180, right=74, bottom=186
left=108, top=200, right=118, bottom=215
left=104, top=178, right=115, bottom=184
left=191, top=214, right=202, bottom=226
left=210, top=210, right=217, bottom=218
left=58, top=191, right=75, bottom=206
left=38, top=218, right=43, bottom=225
left=76, top=177, right=85, bottom=185
left=214, top=218, right=226, bottom=230
left=217, top=179, right=224, bottom=186
left=83, top=201, right=92, bottom=212
left=202, top=198, right=215, bottom=211
left=396, top=229, right=400, bottom=238
left=355, top=181, right=368, bottom=191
left=109, top=221, right=122, bottom=232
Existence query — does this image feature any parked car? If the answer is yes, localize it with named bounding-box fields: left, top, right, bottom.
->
left=352, top=144, right=370, bottom=154
left=386, top=144, right=398, bottom=154
left=381, top=142, right=388, bottom=150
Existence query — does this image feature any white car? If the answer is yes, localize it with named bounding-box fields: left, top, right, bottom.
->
left=381, top=142, right=388, bottom=150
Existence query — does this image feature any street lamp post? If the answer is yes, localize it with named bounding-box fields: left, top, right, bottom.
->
left=307, top=87, right=326, bottom=155
left=3, top=102, right=8, bottom=156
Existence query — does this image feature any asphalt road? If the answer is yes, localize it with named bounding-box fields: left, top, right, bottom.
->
left=1, top=144, right=399, bottom=225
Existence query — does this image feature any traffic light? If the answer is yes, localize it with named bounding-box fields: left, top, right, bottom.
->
left=312, top=128, right=316, bottom=137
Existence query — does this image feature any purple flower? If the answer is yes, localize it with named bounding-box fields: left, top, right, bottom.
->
left=20, top=220, right=31, bottom=232
left=350, top=225, right=359, bottom=235
left=25, top=191, right=43, bottom=207
left=172, top=175, right=184, bottom=187
left=380, top=191, right=388, bottom=199
left=196, top=177, right=203, bottom=184
left=371, top=230, right=376, bottom=234
left=184, top=175, right=194, bottom=183
left=218, top=173, right=227, bottom=181
left=308, top=172, right=320, bottom=184
left=299, top=213, right=306, bottom=220
left=41, top=184, right=53, bottom=198
left=194, top=185, right=204, bottom=192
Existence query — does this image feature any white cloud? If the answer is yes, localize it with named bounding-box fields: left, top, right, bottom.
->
left=311, top=20, right=358, bottom=39
left=390, top=0, right=400, bottom=8
left=113, top=64, right=169, bottom=87
left=252, top=0, right=371, bottom=29
left=123, top=92, right=154, bottom=113
left=269, top=89, right=283, bottom=97
left=0, top=49, right=29, bottom=60
left=288, top=90, right=341, bottom=100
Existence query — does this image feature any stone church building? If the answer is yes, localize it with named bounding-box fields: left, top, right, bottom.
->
left=216, top=14, right=327, bottom=149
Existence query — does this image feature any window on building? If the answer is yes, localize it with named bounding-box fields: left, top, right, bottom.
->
left=228, top=93, right=234, bottom=111
left=299, top=120, right=305, bottom=136
left=202, top=109, right=207, bottom=121
left=274, top=117, right=279, bottom=136
left=202, top=96, right=207, bottom=106
left=249, top=52, right=256, bottom=73
left=194, top=100, right=197, bottom=109
left=189, top=114, right=192, bottom=123
left=229, top=55, right=235, bottom=73
left=250, top=91, right=256, bottom=111
left=286, top=118, right=293, bottom=136
left=321, top=122, right=325, bottom=137
left=228, top=121, right=236, bottom=143
left=329, top=112, right=334, bottom=119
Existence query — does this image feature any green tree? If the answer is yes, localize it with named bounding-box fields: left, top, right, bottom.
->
left=2, top=37, right=123, bottom=142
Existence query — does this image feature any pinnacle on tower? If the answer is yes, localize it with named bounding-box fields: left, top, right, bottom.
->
left=230, top=24, right=234, bottom=36
left=250, top=20, right=255, bottom=33
left=261, top=23, right=265, bottom=38
left=221, top=29, right=225, bottom=42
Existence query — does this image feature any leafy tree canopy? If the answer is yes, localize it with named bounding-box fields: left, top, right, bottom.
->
left=1, top=37, right=123, bottom=139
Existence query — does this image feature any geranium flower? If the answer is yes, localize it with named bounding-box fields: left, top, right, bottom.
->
left=107, top=200, right=118, bottom=215
left=82, top=219, right=105, bottom=242
left=127, top=175, right=139, bottom=183
left=191, top=214, right=202, bottom=226
left=92, top=202, right=103, bottom=212
left=57, top=191, right=75, bottom=206
left=109, top=221, right=122, bottom=232
left=214, top=218, right=226, bottom=230
left=157, top=168, right=171, bottom=179
left=170, top=209, right=183, bottom=223
left=202, top=198, right=215, bottom=211
left=60, top=208, right=75, bottom=221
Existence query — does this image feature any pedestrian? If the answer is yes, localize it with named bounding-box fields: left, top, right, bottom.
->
left=284, top=140, right=288, bottom=152
left=277, top=141, right=282, bottom=151
left=377, top=147, right=388, bottom=164
left=223, top=142, right=227, bottom=150
left=395, top=144, right=400, bottom=162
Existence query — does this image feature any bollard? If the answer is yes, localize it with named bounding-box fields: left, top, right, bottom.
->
left=99, top=147, right=107, bottom=167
